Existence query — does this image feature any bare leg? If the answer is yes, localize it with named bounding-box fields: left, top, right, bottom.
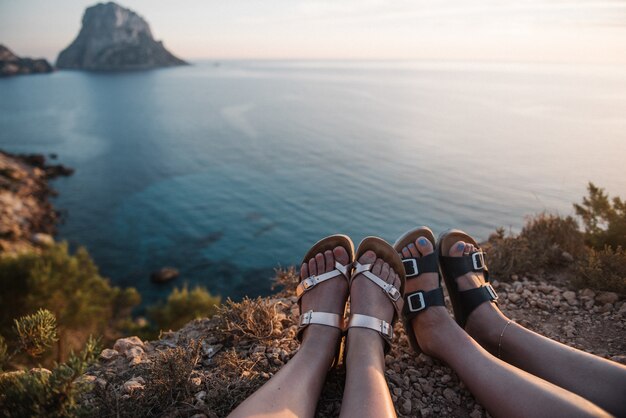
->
left=453, top=242, right=626, bottom=417
left=399, top=238, right=612, bottom=418
left=229, top=247, right=349, bottom=418
left=340, top=250, right=400, bottom=418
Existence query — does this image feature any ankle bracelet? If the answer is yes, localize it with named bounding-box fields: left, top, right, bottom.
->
left=497, top=320, right=514, bottom=359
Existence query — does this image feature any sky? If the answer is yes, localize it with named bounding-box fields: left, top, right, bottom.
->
left=1, top=0, right=626, bottom=64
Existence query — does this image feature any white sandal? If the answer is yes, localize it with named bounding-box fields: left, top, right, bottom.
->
left=346, top=237, right=406, bottom=353
left=295, top=234, right=355, bottom=366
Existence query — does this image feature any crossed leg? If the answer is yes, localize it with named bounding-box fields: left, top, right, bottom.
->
left=399, top=238, right=616, bottom=418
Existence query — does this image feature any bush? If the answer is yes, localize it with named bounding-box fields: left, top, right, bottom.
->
left=573, top=247, right=626, bottom=294
left=0, top=243, right=140, bottom=363
left=484, top=213, right=585, bottom=278
left=147, top=284, right=221, bottom=333
left=0, top=310, right=100, bottom=417
left=574, top=182, right=626, bottom=249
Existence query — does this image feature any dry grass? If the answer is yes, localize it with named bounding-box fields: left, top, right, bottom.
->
left=271, top=266, right=299, bottom=295
left=573, top=246, right=626, bottom=294
left=217, top=297, right=284, bottom=344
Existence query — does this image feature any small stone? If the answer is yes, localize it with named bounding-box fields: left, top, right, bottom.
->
left=598, top=303, right=613, bottom=313
left=393, top=387, right=402, bottom=397
left=443, top=388, right=460, bottom=405
left=596, top=292, right=618, bottom=305
left=99, top=348, right=119, bottom=361
left=580, top=288, right=596, bottom=299
left=420, top=407, right=433, bottom=417
left=563, top=291, right=577, bottom=306
left=190, top=415, right=207, bottom=418
left=469, top=409, right=482, bottom=418
left=150, top=267, right=179, bottom=283
left=401, top=399, right=412, bottom=415
left=113, top=336, right=144, bottom=353
left=421, top=381, right=434, bottom=394
left=508, top=293, right=521, bottom=303
left=561, top=251, right=574, bottom=262
left=123, top=378, right=144, bottom=393
left=195, top=391, right=207, bottom=402
left=441, top=374, right=451, bottom=384
left=191, top=377, right=202, bottom=386
left=32, top=233, right=54, bottom=247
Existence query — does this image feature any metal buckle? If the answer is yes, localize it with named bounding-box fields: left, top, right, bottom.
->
left=485, top=284, right=498, bottom=301
left=299, top=310, right=313, bottom=327
left=386, top=285, right=401, bottom=301
left=472, top=252, right=485, bottom=270
left=403, top=259, right=419, bottom=277
left=380, top=321, right=393, bottom=339
left=302, top=276, right=316, bottom=290
left=407, top=292, right=426, bottom=313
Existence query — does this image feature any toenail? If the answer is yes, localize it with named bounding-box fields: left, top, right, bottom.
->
left=418, top=237, right=428, bottom=246
left=409, top=243, right=416, bottom=248
left=457, top=242, right=465, bottom=250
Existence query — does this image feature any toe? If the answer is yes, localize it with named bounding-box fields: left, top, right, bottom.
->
left=449, top=240, right=466, bottom=257
left=324, top=250, right=334, bottom=273
left=301, top=262, right=309, bottom=280
left=333, top=246, right=350, bottom=266
left=402, top=247, right=411, bottom=258
left=381, top=262, right=390, bottom=280
left=315, top=253, right=325, bottom=274
left=463, top=244, right=473, bottom=256
left=392, top=272, right=401, bottom=290
left=358, top=250, right=376, bottom=266
left=408, top=243, right=420, bottom=257
left=372, top=258, right=384, bottom=276
left=416, top=237, right=434, bottom=255
left=308, top=257, right=317, bottom=276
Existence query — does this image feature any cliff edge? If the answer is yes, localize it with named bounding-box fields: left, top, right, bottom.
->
left=0, top=45, right=53, bottom=77
left=56, top=2, right=187, bottom=71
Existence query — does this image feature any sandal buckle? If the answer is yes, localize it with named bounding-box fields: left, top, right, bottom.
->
left=387, top=286, right=401, bottom=301
left=472, top=252, right=485, bottom=270
left=299, top=310, right=313, bottom=327
left=485, top=284, right=498, bottom=301
left=403, top=259, right=419, bottom=277
left=407, top=292, right=426, bottom=313
left=302, top=276, right=316, bottom=290
left=380, top=321, right=393, bottom=339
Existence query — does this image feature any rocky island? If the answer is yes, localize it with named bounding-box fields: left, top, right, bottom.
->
left=56, top=2, right=187, bottom=71
left=0, top=45, right=53, bottom=77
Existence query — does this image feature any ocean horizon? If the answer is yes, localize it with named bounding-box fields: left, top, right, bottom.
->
left=1, top=59, right=625, bottom=307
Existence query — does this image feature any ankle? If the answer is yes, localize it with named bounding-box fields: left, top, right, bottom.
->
left=411, top=307, right=458, bottom=356
left=300, top=324, right=341, bottom=355
left=464, top=302, right=509, bottom=351
left=345, top=328, right=385, bottom=363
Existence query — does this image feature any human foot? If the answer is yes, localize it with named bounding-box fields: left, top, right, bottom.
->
left=398, top=236, right=455, bottom=356
left=447, top=240, right=509, bottom=353
left=346, top=237, right=405, bottom=355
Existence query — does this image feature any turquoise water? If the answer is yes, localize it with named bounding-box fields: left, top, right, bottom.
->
left=1, top=61, right=625, bottom=305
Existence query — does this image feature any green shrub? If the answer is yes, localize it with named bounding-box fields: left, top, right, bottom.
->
left=13, top=309, right=58, bottom=358
left=0, top=309, right=100, bottom=417
left=148, top=284, right=221, bottom=332
left=574, top=182, right=626, bottom=249
left=484, top=213, right=584, bottom=278
left=0, top=243, right=140, bottom=362
left=573, top=246, right=626, bottom=294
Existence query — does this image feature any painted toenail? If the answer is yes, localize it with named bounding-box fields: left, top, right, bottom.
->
left=409, top=243, right=416, bottom=248
left=457, top=242, right=465, bottom=250
left=418, top=237, right=428, bottom=245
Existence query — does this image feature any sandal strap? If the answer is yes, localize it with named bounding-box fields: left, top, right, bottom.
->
left=440, top=250, right=487, bottom=278
left=346, top=313, right=393, bottom=352
left=296, top=261, right=351, bottom=300
left=402, top=253, right=439, bottom=278
left=403, top=288, right=445, bottom=320
left=296, top=310, right=345, bottom=342
left=459, top=284, right=498, bottom=319
left=350, top=262, right=402, bottom=308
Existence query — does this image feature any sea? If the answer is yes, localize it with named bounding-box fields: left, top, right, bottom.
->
left=1, top=60, right=625, bottom=306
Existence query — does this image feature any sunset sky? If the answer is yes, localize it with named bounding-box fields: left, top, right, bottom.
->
left=1, top=0, right=625, bottom=64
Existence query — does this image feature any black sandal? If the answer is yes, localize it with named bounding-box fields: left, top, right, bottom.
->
left=393, top=226, right=445, bottom=353
left=437, top=229, right=498, bottom=328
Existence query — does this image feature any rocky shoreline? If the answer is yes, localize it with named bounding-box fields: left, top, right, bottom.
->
left=83, top=274, right=625, bottom=418
left=0, top=151, right=73, bottom=254
left=0, top=45, right=53, bottom=77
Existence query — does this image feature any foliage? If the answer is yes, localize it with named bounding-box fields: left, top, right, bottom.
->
left=0, top=309, right=100, bottom=418
left=0, top=335, right=7, bottom=371
left=574, top=182, right=626, bottom=249
left=14, top=309, right=58, bottom=357
left=484, top=213, right=585, bottom=278
left=218, top=297, right=282, bottom=342
left=147, top=284, right=221, bottom=333
left=90, top=339, right=204, bottom=417
left=0, top=242, right=140, bottom=362
left=271, top=266, right=299, bottom=294
left=573, top=246, right=626, bottom=294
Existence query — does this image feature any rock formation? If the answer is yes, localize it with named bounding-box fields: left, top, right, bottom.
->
left=56, top=2, right=187, bottom=71
left=0, top=45, right=53, bottom=77
left=0, top=151, right=73, bottom=254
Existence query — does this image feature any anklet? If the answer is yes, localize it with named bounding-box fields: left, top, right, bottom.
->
left=497, top=320, right=514, bottom=359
